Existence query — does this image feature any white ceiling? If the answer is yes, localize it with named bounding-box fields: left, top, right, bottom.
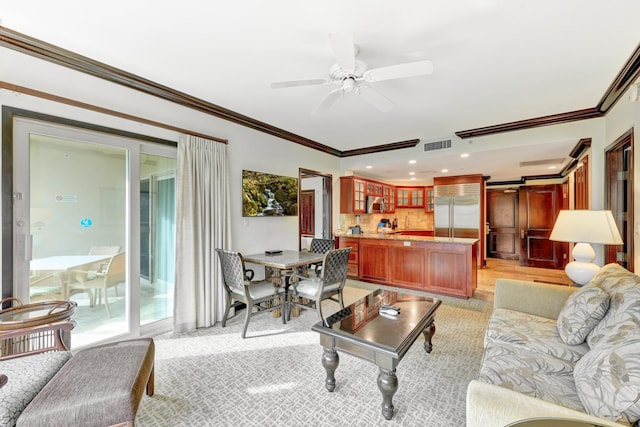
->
left=2, top=1, right=640, bottom=184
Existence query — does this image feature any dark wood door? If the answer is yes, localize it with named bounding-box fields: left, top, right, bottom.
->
left=300, top=190, right=315, bottom=236
left=486, top=189, right=519, bottom=260
left=518, top=185, right=565, bottom=269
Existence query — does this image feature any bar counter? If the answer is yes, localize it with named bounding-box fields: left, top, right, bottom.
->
left=336, top=233, right=478, bottom=299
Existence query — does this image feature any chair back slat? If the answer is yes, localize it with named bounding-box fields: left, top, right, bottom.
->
left=215, top=249, right=247, bottom=292
left=320, top=247, right=351, bottom=286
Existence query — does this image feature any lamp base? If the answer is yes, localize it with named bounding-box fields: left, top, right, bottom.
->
left=565, top=261, right=600, bottom=286
left=566, top=242, right=599, bottom=286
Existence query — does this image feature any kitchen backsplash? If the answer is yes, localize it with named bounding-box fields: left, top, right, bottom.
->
left=338, top=208, right=434, bottom=234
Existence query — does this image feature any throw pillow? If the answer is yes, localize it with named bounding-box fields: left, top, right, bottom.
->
left=574, top=335, right=640, bottom=424
left=557, top=285, right=609, bottom=345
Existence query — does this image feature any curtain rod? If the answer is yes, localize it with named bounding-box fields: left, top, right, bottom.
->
left=0, top=81, right=228, bottom=144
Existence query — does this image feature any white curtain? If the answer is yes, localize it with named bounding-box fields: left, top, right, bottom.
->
left=173, top=135, right=230, bottom=333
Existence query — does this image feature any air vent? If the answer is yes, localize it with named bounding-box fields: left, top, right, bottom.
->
left=520, top=158, right=565, bottom=167
left=424, top=139, right=452, bottom=152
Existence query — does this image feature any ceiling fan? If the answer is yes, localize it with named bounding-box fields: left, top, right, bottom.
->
left=270, top=33, right=434, bottom=114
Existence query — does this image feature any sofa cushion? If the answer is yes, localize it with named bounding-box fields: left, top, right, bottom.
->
left=478, top=341, right=584, bottom=412
left=587, top=285, right=640, bottom=350
left=557, top=285, right=610, bottom=345
left=574, top=334, right=640, bottom=424
left=486, top=308, right=589, bottom=363
left=0, top=351, right=71, bottom=427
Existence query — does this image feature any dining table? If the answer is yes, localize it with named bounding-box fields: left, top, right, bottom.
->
left=243, top=250, right=326, bottom=318
left=29, top=255, right=112, bottom=300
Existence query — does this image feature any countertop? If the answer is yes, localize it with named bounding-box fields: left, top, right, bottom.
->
left=335, top=232, right=478, bottom=245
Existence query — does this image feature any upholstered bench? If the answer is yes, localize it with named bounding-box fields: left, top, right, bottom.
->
left=17, top=338, right=155, bottom=427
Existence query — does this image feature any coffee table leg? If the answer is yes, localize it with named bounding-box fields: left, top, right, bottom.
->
left=322, top=349, right=339, bottom=392
left=422, top=321, right=436, bottom=354
left=377, top=368, right=398, bottom=420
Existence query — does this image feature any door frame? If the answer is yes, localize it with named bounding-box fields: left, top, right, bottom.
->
left=299, top=168, right=333, bottom=248
left=605, top=128, right=634, bottom=270
left=3, top=106, right=177, bottom=343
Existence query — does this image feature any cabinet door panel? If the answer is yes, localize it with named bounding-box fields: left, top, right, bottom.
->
left=389, top=245, right=424, bottom=287
left=359, top=241, right=389, bottom=282
left=425, top=245, right=467, bottom=293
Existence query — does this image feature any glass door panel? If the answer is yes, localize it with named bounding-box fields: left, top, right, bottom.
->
left=140, top=154, right=176, bottom=325
left=25, top=133, right=128, bottom=348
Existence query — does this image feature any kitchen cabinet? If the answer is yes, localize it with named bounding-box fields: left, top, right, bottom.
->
left=358, top=239, right=390, bottom=282
left=340, top=176, right=366, bottom=214
left=336, top=235, right=477, bottom=298
left=396, top=187, right=424, bottom=208
left=366, top=182, right=383, bottom=196
left=425, top=186, right=434, bottom=212
left=337, top=237, right=359, bottom=278
left=383, top=185, right=395, bottom=213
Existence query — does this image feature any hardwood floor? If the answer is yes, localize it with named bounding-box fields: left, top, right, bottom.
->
left=475, top=258, right=571, bottom=300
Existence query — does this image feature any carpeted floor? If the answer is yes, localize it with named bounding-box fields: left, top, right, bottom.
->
left=136, top=283, right=491, bottom=426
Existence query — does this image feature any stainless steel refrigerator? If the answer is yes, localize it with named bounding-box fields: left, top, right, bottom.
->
left=433, top=183, right=481, bottom=239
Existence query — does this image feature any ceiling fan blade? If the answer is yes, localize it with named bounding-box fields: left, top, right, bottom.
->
left=363, top=60, right=434, bottom=82
left=270, top=78, right=328, bottom=89
left=313, top=88, right=342, bottom=115
left=356, top=85, right=394, bottom=112
left=329, top=33, right=356, bottom=73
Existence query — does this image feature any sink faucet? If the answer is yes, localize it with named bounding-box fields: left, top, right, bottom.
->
left=404, top=216, right=409, bottom=229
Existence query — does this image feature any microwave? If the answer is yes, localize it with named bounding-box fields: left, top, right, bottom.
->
left=366, top=196, right=385, bottom=214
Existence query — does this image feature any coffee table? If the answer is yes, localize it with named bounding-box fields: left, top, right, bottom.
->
left=311, top=289, right=441, bottom=420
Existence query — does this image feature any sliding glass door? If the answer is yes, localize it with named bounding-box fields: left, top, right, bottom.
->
left=12, top=116, right=176, bottom=348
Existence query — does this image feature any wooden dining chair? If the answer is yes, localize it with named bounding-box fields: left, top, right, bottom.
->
left=215, top=249, right=287, bottom=338
left=287, top=247, right=351, bottom=325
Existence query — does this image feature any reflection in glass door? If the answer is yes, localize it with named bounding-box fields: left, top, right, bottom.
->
left=140, top=154, right=176, bottom=325
left=23, top=133, right=128, bottom=348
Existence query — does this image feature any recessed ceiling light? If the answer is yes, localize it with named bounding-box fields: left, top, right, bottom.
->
left=548, top=166, right=557, bottom=170
left=409, top=172, right=415, bottom=176
left=366, top=165, right=372, bottom=169
left=409, top=160, right=417, bottom=164
left=410, top=177, right=416, bottom=180
left=441, top=169, right=448, bottom=173
left=460, top=153, right=469, bottom=158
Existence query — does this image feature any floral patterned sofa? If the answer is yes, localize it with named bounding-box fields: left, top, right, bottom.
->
left=467, top=263, right=640, bottom=427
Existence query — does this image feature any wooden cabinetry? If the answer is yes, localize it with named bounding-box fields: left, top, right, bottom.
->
left=425, top=186, right=434, bottom=212
left=336, top=236, right=477, bottom=298
left=388, top=241, right=425, bottom=288
left=340, top=177, right=366, bottom=214
left=425, top=242, right=476, bottom=297
left=337, top=237, right=359, bottom=278
left=396, top=187, right=425, bottom=208
left=383, top=185, right=395, bottom=213
left=366, top=182, right=383, bottom=196
left=359, top=239, right=390, bottom=282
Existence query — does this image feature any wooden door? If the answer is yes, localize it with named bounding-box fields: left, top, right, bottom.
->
left=518, top=185, right=565, bottom=269
left=486, top=189, right=519, bottom=260
left=300, top=190, right=315, bottom=236
left=606, top=130, right=633, bottom=270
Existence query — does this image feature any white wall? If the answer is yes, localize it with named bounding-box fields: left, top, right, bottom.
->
left=0, top=47, right=342, bottom=280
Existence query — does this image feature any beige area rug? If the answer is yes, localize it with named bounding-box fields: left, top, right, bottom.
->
left=136, top=283, right=491, bottom=426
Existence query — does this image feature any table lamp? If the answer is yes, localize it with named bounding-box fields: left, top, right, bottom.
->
left=549, top=210, right=623, bottom=285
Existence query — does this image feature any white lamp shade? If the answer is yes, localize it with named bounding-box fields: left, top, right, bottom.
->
left=549, top=210, right=623, bottom=245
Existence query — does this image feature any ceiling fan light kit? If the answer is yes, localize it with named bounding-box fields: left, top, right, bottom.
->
left=271, top=33, right=433, bottom=113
